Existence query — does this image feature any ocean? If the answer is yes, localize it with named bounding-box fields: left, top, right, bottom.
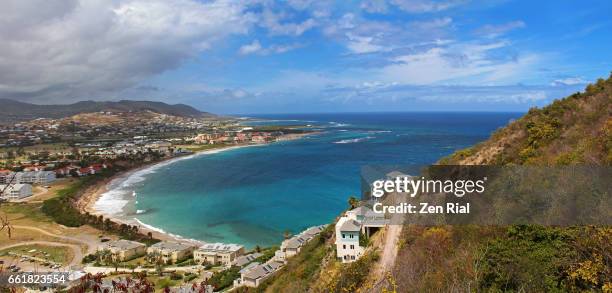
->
left=94, top=112, right=521, bottom=248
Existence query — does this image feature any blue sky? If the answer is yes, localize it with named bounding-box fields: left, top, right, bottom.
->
left=1, top=0, right=611, bottom=113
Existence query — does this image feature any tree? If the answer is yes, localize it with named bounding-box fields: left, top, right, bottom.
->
left=283, top=230, right=292, bottom=240
left=348, top=196, right=359, bottom=209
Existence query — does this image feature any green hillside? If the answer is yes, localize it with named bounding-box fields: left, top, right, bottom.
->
left=389, top=74, right=612, bottom=292
left=440, top=73, right=612, bottom=165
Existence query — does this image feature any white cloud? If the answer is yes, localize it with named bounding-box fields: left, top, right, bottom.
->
left=0, top=0, right=255, bottom=102
left=260, top=9, right=317, bottom=36
left=239, top=40, right=264, bottom=55
left=474, top=21, right=526, bottom=38
left=390, top=0, right=466, bottom=13
left=550, top=77, right=587, bottom=86
left=360, top=0, right=389, bottom=13
left=378, top=41, right=538, bottom=84
left=239, top=40, right=302, bottom=56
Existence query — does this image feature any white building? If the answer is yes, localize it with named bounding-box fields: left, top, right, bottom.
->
left=335, top=206, right=388, bottom=263
left=2, top=171, right=56, bottom=185
left=147, top=242, right=196, bottom=264
left=335, top=217, right=364, bottom=263
left=194, top=243, right=244, bottom=266
left=0, top=184, right=33, bottom=200
left=97, top=239, right=146, bottom=262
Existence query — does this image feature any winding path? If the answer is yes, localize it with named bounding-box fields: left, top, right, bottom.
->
left=3, top=225, right=100, bottom=267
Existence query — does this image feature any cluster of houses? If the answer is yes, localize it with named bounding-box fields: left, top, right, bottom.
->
left=0, top=169, right=57, bottom=200
left=55, top=163, right=109, bottom=177
left=77, top=139, right=177, bottom=160
left=97, top=240, right=245, bottom=266
left=235, top=225, right=327, bottom=288
left=187, top=130, right=275, bottom=145
left=0, top=112, right=220, bottom=148
left=95, top=225, right=328, bottom=289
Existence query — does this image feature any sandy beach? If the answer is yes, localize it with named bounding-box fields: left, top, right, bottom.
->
left=76, top=132, right=317, bottom=244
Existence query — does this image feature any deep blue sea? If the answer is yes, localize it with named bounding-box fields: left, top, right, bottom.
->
left=110, top=112, right=521, bottom=248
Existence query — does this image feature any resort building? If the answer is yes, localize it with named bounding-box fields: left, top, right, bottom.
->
left=237, top=260, right=284, bottom=288
left=97, top=239, right=146, bottom=262
left=335, top=206, right=388, bottom=263
left=193, top=243, right=245, bottom=266
left=0, top=184, right=33, bottom=200
left=274, top=225, right=327, bottom=262
left=232, top=252, right=263, bottom=267
left=147, top=242, right=196, bottom=264
left=0, top=171, right=56, bottom=185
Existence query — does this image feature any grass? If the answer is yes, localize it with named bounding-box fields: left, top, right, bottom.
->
left=0, top=244, right=73, bottom=264
left=0, top=202, right=52, bottom=223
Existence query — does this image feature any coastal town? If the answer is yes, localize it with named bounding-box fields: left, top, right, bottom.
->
left=0, top=104, right=406, bottom=292
left=0, top=109, right=331, bottom=291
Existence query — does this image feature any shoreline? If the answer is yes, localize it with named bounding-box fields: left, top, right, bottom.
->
left=76, top=132, right=316, bottom=245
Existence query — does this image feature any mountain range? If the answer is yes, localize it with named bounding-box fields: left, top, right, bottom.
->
left=0, top=99, right=214, bottom=123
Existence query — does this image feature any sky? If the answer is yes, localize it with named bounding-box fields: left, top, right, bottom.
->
left=1, top=0, right=611, bottom=114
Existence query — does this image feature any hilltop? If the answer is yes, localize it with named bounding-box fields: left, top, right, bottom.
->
left=0, top=99, right=214, bottom=123
left=440, top=74, right=612, bottom=165
left=389, top=74, right=612, bottom=292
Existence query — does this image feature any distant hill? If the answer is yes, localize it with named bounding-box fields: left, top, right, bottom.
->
left=0, top=99, right=214, bottom=123
left=440, top=73, right=612, bottom=165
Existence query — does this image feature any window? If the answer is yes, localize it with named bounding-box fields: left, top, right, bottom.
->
left=351, top=255, right=355, bottom=260
left=349, top=234, right=354, bottom=239
left=343, top=245, right=346, bottom=249
left=350, top=245, right=354, bottom=249
left=342, top=234, right=346, bottom=238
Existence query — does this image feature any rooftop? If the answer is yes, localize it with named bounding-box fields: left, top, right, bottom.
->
left=149, top=241, right=194, bottom=252
left=103, top=239, right=145, bottom=250
left=338, top=218, right=362, bottom=232
left=197, top=242, right=243, bottom=253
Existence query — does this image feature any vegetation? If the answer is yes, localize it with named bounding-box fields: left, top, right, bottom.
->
left=440, top=73, right=612, bottom=165
left=236, top=226, right=334, bottom=293
left=0, top=244, right=72, bottom=264
left=40, top=167, right=159, bottom=244
left=42, top=171, right=117, bottom=227
left=388, top=225, right=611, bottom=292
left=208, top=266, right=241, bottom=291
left=388, top=74, right=612, bottom=292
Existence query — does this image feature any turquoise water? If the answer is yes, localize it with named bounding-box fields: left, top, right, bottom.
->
left=129, top=112, right=520, bottom=247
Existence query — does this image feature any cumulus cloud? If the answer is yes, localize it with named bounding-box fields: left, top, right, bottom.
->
left=0, top=0, right=255, bottom=103
left=474, top=21, right=526, bottom=38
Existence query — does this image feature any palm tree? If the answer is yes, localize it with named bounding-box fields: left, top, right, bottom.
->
left=283, top=230, right=292, bottom=240
left=348, top=196, right=359, bottom=209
